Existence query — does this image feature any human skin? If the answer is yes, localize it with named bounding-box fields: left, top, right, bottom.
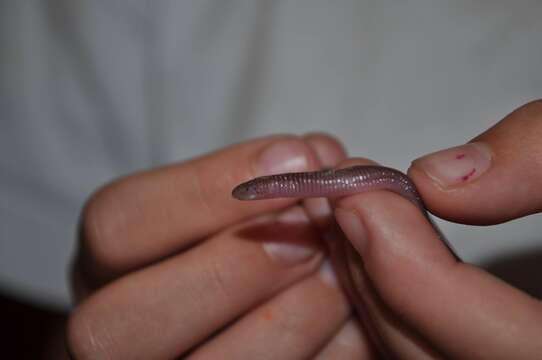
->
left=66, top=100, right=542, bottom=359
left=66, top=133, right=374, bottom=359
left=231, top=164, right=461, bottom=260
left=328, top=100, right=542, bottom=359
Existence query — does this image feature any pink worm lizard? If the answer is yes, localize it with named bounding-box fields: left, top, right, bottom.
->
left=232, top=165, right=460, bottom=260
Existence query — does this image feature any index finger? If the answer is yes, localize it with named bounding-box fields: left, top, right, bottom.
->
left=78, top=135, right=341, bottom=282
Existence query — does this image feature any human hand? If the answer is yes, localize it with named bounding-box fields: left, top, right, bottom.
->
left=66, top=134, right=375, bottom=359
left=330, top=101, right=542, bottom=359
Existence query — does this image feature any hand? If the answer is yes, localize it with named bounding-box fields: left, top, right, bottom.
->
left=329, top=100, right=542, bottom=359
left=66, top=134, right=373, bottom=359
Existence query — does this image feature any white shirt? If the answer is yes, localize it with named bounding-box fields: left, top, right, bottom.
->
left=2, top=0, right=542, bottom=309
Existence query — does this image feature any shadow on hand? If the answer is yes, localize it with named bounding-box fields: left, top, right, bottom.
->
left=483, top=247, right=542, bottom=299
left=234, top=217, right=323, bottom=249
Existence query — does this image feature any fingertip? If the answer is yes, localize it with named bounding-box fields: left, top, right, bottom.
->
left=408, top=140, right=542, bottom=225
left=406, top=164, right=470, bottom=222
left=301, top=133, right=347, bottom=227
left=408, top=100, right=542, bottom=225
left=336, top=157, right=379, bottom=169
left=303, top=132, right=348, bottom=168
left=406, top=141, right=500, bottom=224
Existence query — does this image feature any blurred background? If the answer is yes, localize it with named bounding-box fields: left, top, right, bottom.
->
left=2, top=0, right=542, bottom=353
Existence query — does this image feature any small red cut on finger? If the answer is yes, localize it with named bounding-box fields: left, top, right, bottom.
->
left=409, top=100, right=542, bottom=225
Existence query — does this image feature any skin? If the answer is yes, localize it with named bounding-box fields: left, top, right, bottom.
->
left=328, top=100, right=542, bottom=359
left=66, top=133, right=374, bottom=359
left=231, top=164, right=461, bottom=260
left=65, top=100, right=542, bottom=359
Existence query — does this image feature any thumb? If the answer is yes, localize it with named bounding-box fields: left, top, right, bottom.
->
left=408, top=99, right=542, bottom=224
left=334, top=191, right=542, bottom=359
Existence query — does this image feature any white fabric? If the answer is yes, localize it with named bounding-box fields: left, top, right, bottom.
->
left=2, top=0, right=542, bottom=309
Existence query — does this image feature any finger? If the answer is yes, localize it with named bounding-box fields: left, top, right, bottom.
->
left=330, top=207, right=441, bottom=358
left=299, top=138, right=383, bottom=359
left=301, top=156, right=373, bottom=229
left=408, top=99, right=542, bottom=224
left=303, top=132, right=348, bottom=169
left=303, top=157, right=388, bottom=356
left=301, top=133, right=348, bottom=227
left=188, top=261, right=349, bottom=360
left=67, top=206, right=324, bottom=359
left=78, top=135, right=330, bottom=283
left=303, top=156, right=377, bottom=308
left=335, top=189, right=542, bottom=358
left=314, top=318, right=377, bottom=360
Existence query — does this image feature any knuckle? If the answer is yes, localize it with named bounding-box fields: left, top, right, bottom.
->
left=188, top=163, right=220, bottom=219
left=513, top=99, right=542, bottom=124
left=66, top=305, right=114, bottom=360
left=204, top=260, right=233, bottom=300
left=521, top=98, right=542, bottom=112
left=78, top=181, right=128, bottom=275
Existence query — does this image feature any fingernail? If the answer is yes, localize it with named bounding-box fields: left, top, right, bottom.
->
left=263, top=241, right=319, bottom=266
left=303, top=198, right=333, bottom=226
left=412, top=142, right=493, bottom=188
left=303, top=132, right=346, bottom=168
left=275, top=206, right=309, bottom=224
left=256, top=140, right=310, bottom=176
left=334, top=208, right=367, bottom=255
left=263, top=207, right=320, bottom=266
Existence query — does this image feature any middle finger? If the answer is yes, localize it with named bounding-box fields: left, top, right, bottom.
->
left=68, top=206, right=324, bottom=359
